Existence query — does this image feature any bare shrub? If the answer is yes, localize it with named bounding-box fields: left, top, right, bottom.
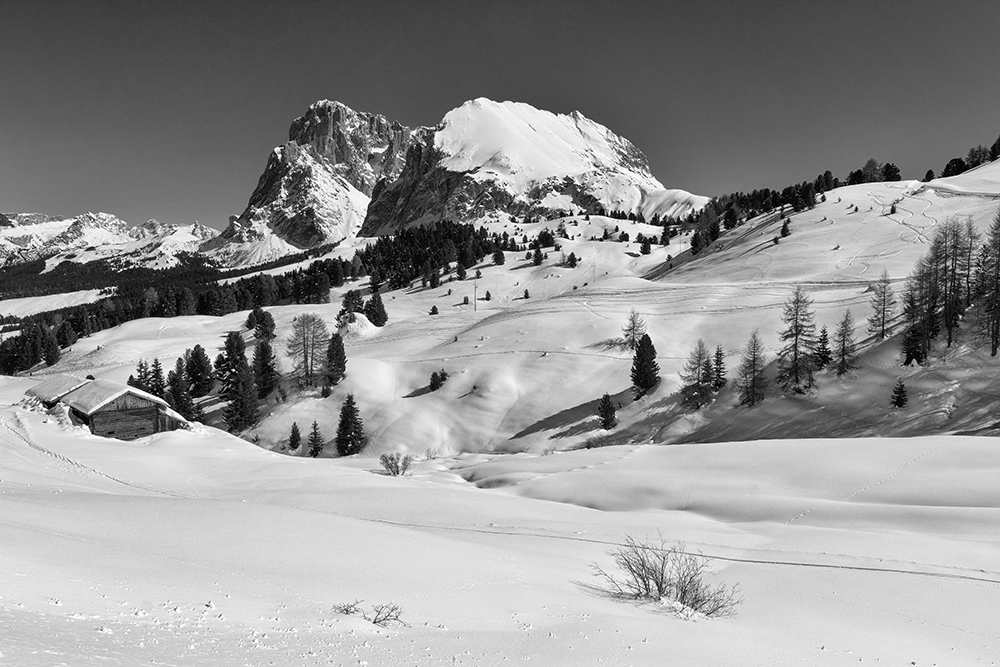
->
left=379, top=452, right=414, bottom=476
left=333, top=600, right=406, bottom=627
left=424, top=447, right=439, bottom=460
left=582, top=434, right=615, bottom=449
left=366, top=602, right=405, bottom=627
left=592, top=534, right=741, bottom=618
left=332, top=599, right=363, bottom=616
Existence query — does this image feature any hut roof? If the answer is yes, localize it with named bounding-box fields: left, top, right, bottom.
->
left=61, top=379, right=169, bottom=415
left=25, top=374, right=90, bottom=403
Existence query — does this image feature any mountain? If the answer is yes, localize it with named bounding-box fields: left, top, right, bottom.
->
left=361, top=98, right=709, bottom=235
left=0, top=212, right=218, bottom=270
left=204, top=100, right=414, bottom=266
left=211, top=98, right=707, bottom=263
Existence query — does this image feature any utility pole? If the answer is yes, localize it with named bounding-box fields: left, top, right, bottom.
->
left=474, top=280, right=477, bottom=312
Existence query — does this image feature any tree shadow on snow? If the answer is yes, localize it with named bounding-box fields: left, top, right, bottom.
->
left=512, top=387, right=634, bottom=440
left=403, top=385, right=432, bottom=398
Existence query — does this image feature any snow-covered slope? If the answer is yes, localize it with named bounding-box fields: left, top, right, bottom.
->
left=0, top=212, right=218, bottom=271
left=0, top=387, right=996, bottom=665
left=363, top=98, right=708, bottom=234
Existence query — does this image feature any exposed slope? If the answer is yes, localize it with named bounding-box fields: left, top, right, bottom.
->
left=205, top=100, right=414, bottom=265
left=363, top=98, right=708, bottom=234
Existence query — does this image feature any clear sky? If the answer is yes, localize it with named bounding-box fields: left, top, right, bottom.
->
left=2, top=0, right=999, bottom=229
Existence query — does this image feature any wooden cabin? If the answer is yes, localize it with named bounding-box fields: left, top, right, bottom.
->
left=29, top=377, right=186, bottom=441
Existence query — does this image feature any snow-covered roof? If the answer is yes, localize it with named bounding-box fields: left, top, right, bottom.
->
left=60, top=378, right=170, bottom=415
left=25, top=373, right=90, bottom=403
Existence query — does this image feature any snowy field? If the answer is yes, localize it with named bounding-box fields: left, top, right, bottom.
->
left=1, top=394, right=998, bottom=665
left=3, top=163, right=1000, bottom=664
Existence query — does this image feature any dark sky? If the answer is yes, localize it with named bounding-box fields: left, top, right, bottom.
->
left=2, top=0, right=999, bottom=229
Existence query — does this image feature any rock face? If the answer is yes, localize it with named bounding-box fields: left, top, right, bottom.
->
left=361, top=98, right=708, bottom=236
left=209, top=100, right=414, bottom=264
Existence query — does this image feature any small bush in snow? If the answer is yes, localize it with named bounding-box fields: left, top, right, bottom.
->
left=593, top=534, right=741, bottom=619
left=333, top=600, right=406, bottom=627
left=379, top=452, right=414, bottom=476
left=424, top=447, right=439, bottom=460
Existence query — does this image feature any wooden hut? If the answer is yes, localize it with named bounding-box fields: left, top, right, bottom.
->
left=58, top=379, right=186, bottom=440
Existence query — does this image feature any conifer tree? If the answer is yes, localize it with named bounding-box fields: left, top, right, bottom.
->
left=867, top=269, right=896, bottom=339
left=325, top=332, right=347, bottom=386
left=129, top=358, right=151, bottom=393
left=735, top=330, right=767, bottom=407
left=335, top=393, right=365, bottom=456
left=891, top=379, right=908, bottom=407
left=218, top=331, right=247, bottom=399
left=492, top=248, right=505, bottom=265
left=813, top=325, right=832, bottom=369
left=252, top=339, right=280, bottom=399
left=680, top=339, right=713, bottom=409
left=245, top=307, right=261, bottom=331
left=834, top=309, right=857, bottom=376
left=149, top=358, right=167, bottom=399
left=167, top=357, right=198, bottom=421
left=186, top=344, right=215, bottom=397
left=364, top=291, right=389, bottom=327
left=712, top=344, right=728, bottom=390
left=42, top=329, right=60, bottom=366
left=222, top=359, right=258, bottom=433
left=777, top=286, right=817, bottom=393
left=597, top=393, right=617, bottom=429
left=288, top=421, right=301, bottom=450
left=307, top=420, right=324, bottom=458
left=254, top=310, right=276, bottom=341
left=630, top=333, right=660, bottom=398
left=622, top=309, right=647, bottom=351
left=286, top=313, right=329, bottom=387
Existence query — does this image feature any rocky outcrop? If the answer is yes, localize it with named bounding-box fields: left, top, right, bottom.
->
left=214, top=100, right=415, bottom=262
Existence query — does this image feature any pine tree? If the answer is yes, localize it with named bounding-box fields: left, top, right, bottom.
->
left=186, top=344, right=215, bottom=397
left=597, top=393, right=617, bottom=429
left=288, top=421, right=301, bottom=450
left=222, top=359, right=258, bottom=433
left=132, top=358, right=151, bottom=393
left=867, top=269, right=896, bottom=339
left=813, top=325, right=832, bottom=369
left=532, top=247, right=543, bottom=266
left=167, top=357, right=198, bottom=421
left=680, top=339, right=713, bottom=409
left=307, top=420, right=324, bottom=458
left=901, top=324, right=926, bottom=365
left=735, top=330, right=767, bottom=407
left=622, top=309, right=647, bottom=351
left=218, top=331, right=247, bottom=398
left=325, top=332, right=347, bottom=386
left=254, top=310, right=276, bottom=341
left=630, top=333, right=660, bottom=398
left=252, top=339, right=280, bottom=399
left=42, top=329, right=60, bottom=366
left=149, top=358, right=167, bottom=399
left=834, top=309, right=857, bottom=376
left=712, top=344, right=727, bottom=390
left=891, top=379, right=908, bottom=407
left=364, top=291, right=389, bottom=327
left=493, top=248, right=505, bottom=265
left=777, top=286, right=817, bottom=393
left=245, top=307, right=260, bottom=331
left=335, top=393, right=365, bottom=456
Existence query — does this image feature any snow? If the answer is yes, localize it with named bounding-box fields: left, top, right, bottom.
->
left=0, top=288, right=105, bottom=318
left=925, top=157, right=1000, bottom=196
left=0, top=402, right=997, bottom=665
left=5, top=174, right=1000, bottom=663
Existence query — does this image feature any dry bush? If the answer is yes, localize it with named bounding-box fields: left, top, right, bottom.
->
left=367, top=602, right=405, bottom=627
left=593, top=534, right=741, bottom=618
left=333, top=600, right=406, bottom=627
left=379, top=452, right=414, bottom=476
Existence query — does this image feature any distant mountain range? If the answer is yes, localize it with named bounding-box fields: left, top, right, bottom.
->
left=3, top=98, right=708, bottom=270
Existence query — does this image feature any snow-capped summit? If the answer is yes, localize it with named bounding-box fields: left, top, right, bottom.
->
left=206, top=100, right=414, bottom=265
left=362, top=98, right=708, bottom=234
